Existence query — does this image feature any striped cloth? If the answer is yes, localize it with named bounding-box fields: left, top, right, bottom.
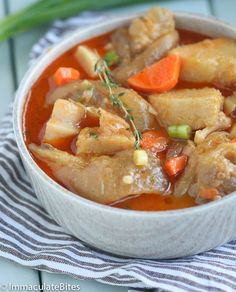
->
left=1, top=12, right=236, bottom=292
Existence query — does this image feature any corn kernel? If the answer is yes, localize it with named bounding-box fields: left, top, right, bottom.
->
left=133, top=150, right=148, bottom=166
left=194, top=130, right=204, bottom=144
left=122, top=175, right=133, bottom=184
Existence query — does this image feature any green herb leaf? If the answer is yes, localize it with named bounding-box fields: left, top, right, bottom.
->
left=104, top=50, right=119, bottom=66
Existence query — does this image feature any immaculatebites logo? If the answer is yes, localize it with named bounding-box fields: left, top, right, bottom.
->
left=0, top=283, right=81, bottom=291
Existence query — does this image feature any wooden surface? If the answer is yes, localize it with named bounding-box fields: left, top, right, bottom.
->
left=0, top=0, right=235, bottom=291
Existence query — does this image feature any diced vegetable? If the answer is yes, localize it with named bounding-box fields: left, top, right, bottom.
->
left=127, top=54, right=181, bottom=93
left=133, top=149, right=148, bottom=166
left=53, top=67, right=80, bottom=86
left=232, top=138, right=236, bottom=143
left=75, top=45, right=100, bottom=78
left=168, top=124, right=192, bottom=139
left=224, top=94, right=236, bottom=115
left=194, top=130, right=204, bottom=145
left=229, top=123, right=236, bottom=139
left=140, top=130, right=168, bottom=153
left=164, top=155, right=188, bottom=176
left=199, top=188, right=219, bottom=200
left=104, top=50, right=119, bottom=66
left=149, top=88, right=229, bottom=131
left=43, top=99, right=84, bottom=142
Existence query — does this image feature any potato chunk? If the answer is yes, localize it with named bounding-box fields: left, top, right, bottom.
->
left=170, top=38, right=236, bottom=85
left=75, top=45, right=99, bottom=78
left=149, top=88, right=230, bottom=130
left=43, top=99, right=85, bottom=142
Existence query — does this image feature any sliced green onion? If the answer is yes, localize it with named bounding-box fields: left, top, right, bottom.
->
left=104, top=50, right=119, bottom=66
left=168, top=124, right=192, bottom=140
left=0, top=0, right=160, bottom=43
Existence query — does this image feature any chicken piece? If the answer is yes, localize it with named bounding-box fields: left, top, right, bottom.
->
left=113, top=31, right=179, bottom=86
left=76, top=109, right=134, bottom=155
left=149, top=88, right=231, bottom=130
left=29, top=144, right=169, bottom=204
left=43, top=99, right=85, bottom=142
left=170, top=38, right=236, bottom=86
left=129, top=7, right=175, bottom=54
left=174, top=132, right=236, bottom=200
left=46, top=80, right=158, bottom=132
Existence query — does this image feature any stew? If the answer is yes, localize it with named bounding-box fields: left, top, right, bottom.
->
left=23, top=7, right=236, bottom=211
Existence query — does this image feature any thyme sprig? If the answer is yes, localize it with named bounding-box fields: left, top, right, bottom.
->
left=95, top=59, right=142, bottom=149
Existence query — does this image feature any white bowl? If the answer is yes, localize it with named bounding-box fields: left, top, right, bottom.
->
left=13, top=12, right=236, bottom=259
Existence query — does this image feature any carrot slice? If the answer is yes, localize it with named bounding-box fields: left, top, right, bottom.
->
left=141, top=130, right=168, bottom=153
left=127, top=54, right=181, bottom=93
left=164, top=155, right=187, bottom=176
left=54, top=67, right=80, bottom=86
left=199, top=188, right=219, bottom=200
left=232, top=138, right=236, bottom=143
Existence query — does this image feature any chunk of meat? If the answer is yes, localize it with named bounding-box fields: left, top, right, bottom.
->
left=170, top=38, right=236, bottom=86
left=46, top=80, right=93, bottom=105
left=76, top=109, right=134, bottom=155
left=111, top=28, right=132, bottom=65
left=111, top=7, right=178, bottom=86
left=76, top=127, right=134, bottom=155
left=193, top=112, right=231, bottom=144
left=46, top=80, right=158, bottom=132
left=29, top=144, right=169, bottom=204
left=94, top=81, right=158, bottom=132
left=149, top=88, right=231, bottom=130
left=129, top=7, right=175, bottom=54
left=98, top=108, right=130, bottom=135
left=113, top=31, right=179, bottom=86
left=43, top=99, right=85, bottom=142
left=174, top=132, right=236, bottom=200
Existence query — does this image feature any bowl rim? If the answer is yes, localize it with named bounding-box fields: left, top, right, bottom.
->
left=13, top=11, right=236, bottom=218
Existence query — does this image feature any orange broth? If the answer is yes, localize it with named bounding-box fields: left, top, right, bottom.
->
left=23, top=29, right=227, bottom=211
